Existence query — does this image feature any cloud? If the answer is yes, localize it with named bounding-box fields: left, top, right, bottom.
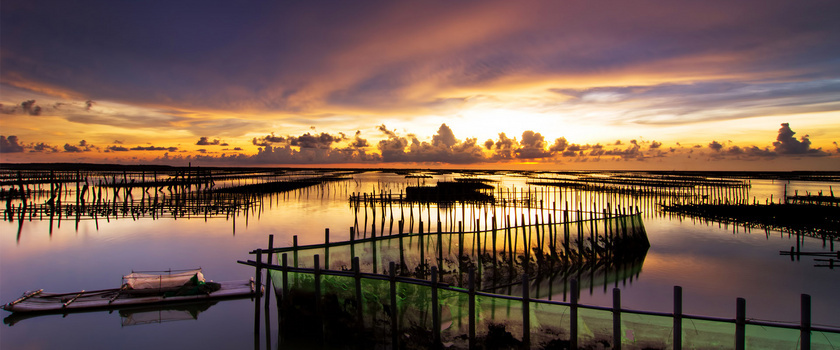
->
left=289, top=132, right=345, bottom=149
left=196, top=136, right=221, bottom=146
left=350, top=130, right=369, bottom=148
left=64, top=140, right=97, bottom=153
left=773, top=123, right=824, bottom=155
left=130, top=146, right=178, bottom=152
left=431, top=123, right=457, bottom=147
left=21, top=100, right=42, bottom=115
left=516, top=130, right=550, bottom=159
left=106, top=145, right=129, bottom=152
left=377, top=124, right=397, bottom=138
left=709, top=141, right=724, bottom=152
left=486, top=132, right=518, bottom=160
left=377, top=123, right=486, bottom=164
left=159, top=141, right=381, bottom=165
left=31, top=142, right=59, bottom=152
left=252, top=133, right=286, bottom=147
left=0, top=135, right=25, bottom=153
left=549, top=137, right=568, bottom=153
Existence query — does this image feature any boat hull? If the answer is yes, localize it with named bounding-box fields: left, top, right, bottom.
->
left=2, top=280, right=259, bottom=313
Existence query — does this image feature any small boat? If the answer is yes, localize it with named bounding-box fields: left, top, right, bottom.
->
left=1, top=268, right=261, bottom=314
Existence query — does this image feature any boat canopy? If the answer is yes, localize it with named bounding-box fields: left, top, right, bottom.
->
left=123, top=269, right=204, bottom=290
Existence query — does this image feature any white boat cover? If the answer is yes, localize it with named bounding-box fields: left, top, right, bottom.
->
left=123, top=269, right=204, bottom=290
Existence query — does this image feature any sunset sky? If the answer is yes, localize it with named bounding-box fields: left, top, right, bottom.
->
left=1, top=0, right=839, bottom=170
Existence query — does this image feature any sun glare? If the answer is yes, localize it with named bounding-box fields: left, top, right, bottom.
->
left=448, top=108, right=583, bottom=144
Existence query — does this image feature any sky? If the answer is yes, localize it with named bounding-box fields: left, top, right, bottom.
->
left=1, top=0, right=839, bottom=170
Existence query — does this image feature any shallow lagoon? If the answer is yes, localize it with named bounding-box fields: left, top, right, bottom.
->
left=1, top=170, right=837, bottom=349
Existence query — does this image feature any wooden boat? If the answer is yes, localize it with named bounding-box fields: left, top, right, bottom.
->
left=1, top=269, right=261, bottom=314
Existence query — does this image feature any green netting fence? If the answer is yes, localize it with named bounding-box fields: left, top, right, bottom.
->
left=240, top=257, right=839, bottom=350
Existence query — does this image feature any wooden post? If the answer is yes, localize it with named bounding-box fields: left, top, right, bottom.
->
left=468, top=267, right=476, bottom=350
left=350, top=227, right=356, bottom=260
left=437, top=221, right=444, bottom=270
left=431, top=266, right=441, bottom=347
left=459, top=220, right=464, bottom=259
left=324, top=228, right=330, bottom=270
left=613, top=288, right=621, bottom=350
left=492, top=219, right=497, bottom=266
left=801, top=294, right=811, bottom=350
left=735, top=297, right=746, bottom=350
left=674, top=286, right=682, bottom=350
left=314, top=254, right=321, bottom=316
left=292, top=235, right=298, bottom=268
left=353, top=257, right=363, bottom=329
left=265, top=235, right=274, bottom=313
left=281, top=253, right=289, bottom=302
left=419, top=221, right=425, bottom=274
left=389, top=262, right=399, bottom=348
left=571, top=279, right=578, bottom=349
left=522, top=274, right=530, bottom=349
left=254, top=249, right=262, bottom=335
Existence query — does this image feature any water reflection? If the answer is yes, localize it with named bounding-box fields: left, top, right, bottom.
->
left=3, top=300, right=220, bottom=327
left=1, top=167, right=839, bottom=349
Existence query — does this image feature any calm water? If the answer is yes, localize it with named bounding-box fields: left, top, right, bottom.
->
left=1, top=170, right=837, bottom=349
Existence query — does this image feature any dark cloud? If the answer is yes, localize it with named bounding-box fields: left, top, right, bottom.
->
left=21, top=100, right=42, bottom=116
left=196, top=136, right=221, bottom=146
left=773, top=123, right=824, bottom=155
left=549, top=137, right=568, bottom=153
left=709, top=141, right=724, bottom=152
left=252, top=133, right=286, bottom=147
left=603, top=143, right=644, bottom=160
left=516, top=130, right=550, bottom=159
left=377, top=123, right=485, bottom=164
left=0, top=135, right=25, bottom=153
left=431, top=124, right=457, bottom=148
left=486, top=132, right=518, bottom=160
left=31, top=142, right=58, bottom=152
left=63, top=140, right=97, bottom=153
left=649, top=141, right=662, bottom=149
left=130, top=146, right=178, bottom=152
left=106, top=145, right=129, bottom=152
left=350, top=130, right=369, bottom=148
left=161, top=142, right=381, bottom=165
left=289, top=132, right=344, bottom=149
left=377, top=124, right=397, bottom=138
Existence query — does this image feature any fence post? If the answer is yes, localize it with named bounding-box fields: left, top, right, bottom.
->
left=281, top=253, right=289, bottom=304
left=736, top=297, right=746, bottom=350
left=431, top=266, right=441, bottom=346
left=314, top=254, right=321, bottom=316
left=353, top=257, right=363, bottom=329
left=254, top=249, right=262, bottom=335
left=674, top=286, right=682, bottom=350
left=350, top=226, right=356, bottom=260
left=801, top=294, right=811, bottom=350
left=522, top=274, right=530, bottom=350
left=437, top=221, right=443, bottom=270
left=292, top=235, right=298, bottom=267
left=613, top=288, right=621, bottom=350
left=571, top=278, right=578, bottom=349
left=469, top=267, right=476, bottom=350
left=419, top=222, right=425, bottom=274
left=265, top=235, right=274, bottom=313
left=390, top=262, right=399, bottom=349
left=324, top=228, right=330, bottom=270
